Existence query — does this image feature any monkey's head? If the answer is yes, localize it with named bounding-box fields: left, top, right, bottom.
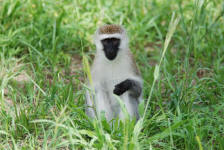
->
left=94, top=25, right=129, bottom=61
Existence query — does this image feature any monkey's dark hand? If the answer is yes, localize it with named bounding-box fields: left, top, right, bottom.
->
left=113, top=79, right=132, bottom=96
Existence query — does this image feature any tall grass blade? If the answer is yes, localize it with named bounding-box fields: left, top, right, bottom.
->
left=143, top=13, right=180, bottom=120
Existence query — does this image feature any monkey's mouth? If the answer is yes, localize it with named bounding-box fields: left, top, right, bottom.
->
left=104, top=49, right=118, bottom=60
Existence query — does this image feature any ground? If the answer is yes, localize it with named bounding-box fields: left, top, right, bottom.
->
left=0, top=0, right=224, bottom=149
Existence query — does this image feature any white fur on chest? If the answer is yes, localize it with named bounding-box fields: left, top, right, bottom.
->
left=91, top=55, right=134, bottom=89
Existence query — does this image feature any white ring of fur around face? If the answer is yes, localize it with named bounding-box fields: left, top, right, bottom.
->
left=98, top=34, right=122, bottom=40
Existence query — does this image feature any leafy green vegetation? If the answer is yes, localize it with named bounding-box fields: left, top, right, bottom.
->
left=0, top=0, right=224, bottom=149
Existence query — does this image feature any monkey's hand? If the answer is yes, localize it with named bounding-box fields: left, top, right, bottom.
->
left=113, top=79, right=132, bottom=96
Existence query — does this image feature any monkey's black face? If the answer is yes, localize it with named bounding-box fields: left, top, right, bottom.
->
left=101, top=38, right=120, bottom=60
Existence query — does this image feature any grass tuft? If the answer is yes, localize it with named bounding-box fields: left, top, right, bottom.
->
left=0, top=0, right=224, bottom=149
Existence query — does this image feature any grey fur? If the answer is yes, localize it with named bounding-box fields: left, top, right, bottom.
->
left=85, top=25, right=143, bottom=122
left=128, top=79, right=142, bottom=99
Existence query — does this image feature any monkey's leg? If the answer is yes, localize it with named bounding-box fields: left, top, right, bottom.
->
left=118, top=93, right=140, bottom=120
left=95, top=89, right=114, bottom=121
left=113, top=79, right=142, bottom=98
left=86, top=88, right=113, bottom=120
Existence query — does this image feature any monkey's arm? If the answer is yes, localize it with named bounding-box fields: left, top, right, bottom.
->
left=113, top=79, right=142, bottom=98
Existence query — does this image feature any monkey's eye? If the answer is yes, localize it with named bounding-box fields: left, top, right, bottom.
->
left=101, top=39, right=108, bottom=45
left=101, top=38, right=120, bottom=45
left=112, top=39, right=120, bottom=45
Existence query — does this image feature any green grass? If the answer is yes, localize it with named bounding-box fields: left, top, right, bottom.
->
left=1, top=0, right=224, bottom=149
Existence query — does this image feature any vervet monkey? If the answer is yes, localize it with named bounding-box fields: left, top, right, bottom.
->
left=86, top=24, right=143, bottom=121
